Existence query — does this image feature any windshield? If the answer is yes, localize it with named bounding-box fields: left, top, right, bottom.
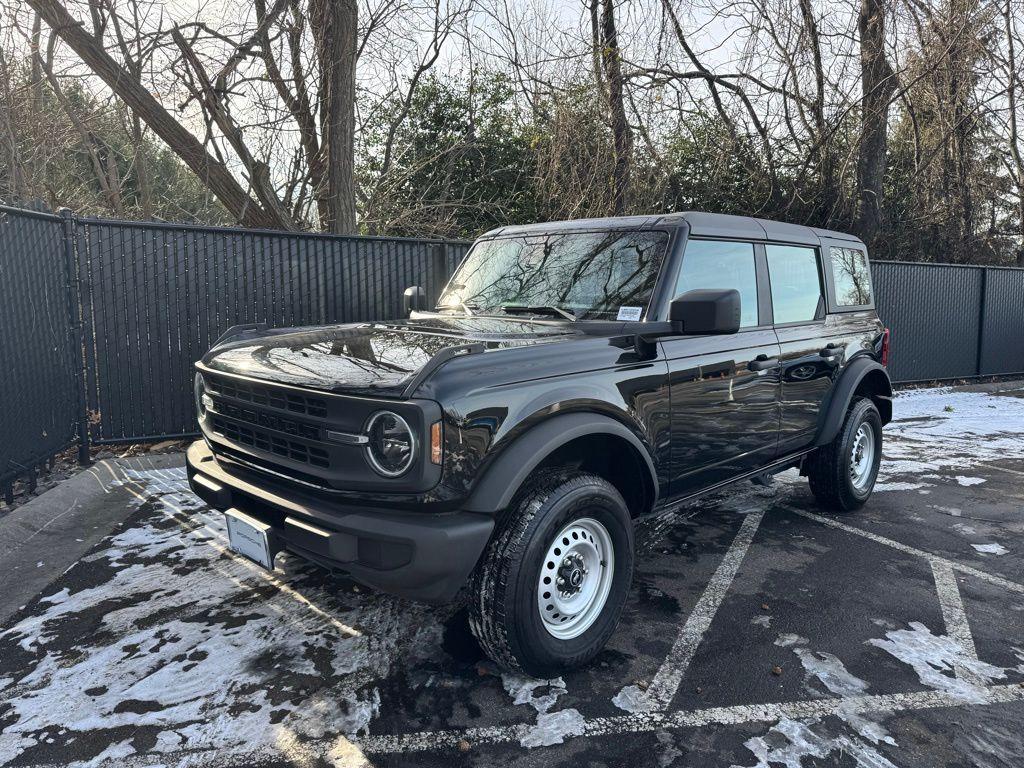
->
left=437, top=230, right=669, bottom=320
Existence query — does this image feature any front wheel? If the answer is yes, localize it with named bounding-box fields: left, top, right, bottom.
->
left=468, top=470, right=634, bottom=676
left=806, top=397, right=882, bottom=512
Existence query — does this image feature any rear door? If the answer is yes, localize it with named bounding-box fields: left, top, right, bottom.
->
left=766, top=243, right=838, bottom=455
left=661, top=238, right=782, bottom=497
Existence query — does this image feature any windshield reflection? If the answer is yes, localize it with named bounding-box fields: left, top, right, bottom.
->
left=438, top=230, right=669, bottom=320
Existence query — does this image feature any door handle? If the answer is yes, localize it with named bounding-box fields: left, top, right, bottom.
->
left=748, top=355, right=779, bottom=372
left=820, top=345, right=842, bottom=360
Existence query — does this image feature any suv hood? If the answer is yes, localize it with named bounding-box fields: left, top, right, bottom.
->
left=200, top=315, right=580, bottom=397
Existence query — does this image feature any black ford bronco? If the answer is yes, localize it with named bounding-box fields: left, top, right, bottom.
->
left=186, top=212, right=892, bottom=675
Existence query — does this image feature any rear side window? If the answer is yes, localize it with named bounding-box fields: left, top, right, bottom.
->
left=676, top=240, right=759, bottom=327
left=766, top=245, right=823, bottom=324
left=830, top=246, right=873, bottom=306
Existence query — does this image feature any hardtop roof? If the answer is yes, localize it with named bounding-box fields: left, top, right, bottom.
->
left=479, top=211, right=865, bottom=248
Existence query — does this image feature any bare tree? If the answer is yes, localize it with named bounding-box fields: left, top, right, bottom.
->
left=599, top=0, right=632, bottom=214
left=854, top=0, right=897, bottom=246
left=310, top=0, right=357, bottom=233
left=24, top=0, right=284, bottom=227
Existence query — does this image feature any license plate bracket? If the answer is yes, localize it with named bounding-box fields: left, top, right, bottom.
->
left=224, top=508, right=274, bottom=570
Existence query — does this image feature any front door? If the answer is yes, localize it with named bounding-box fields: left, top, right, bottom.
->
left=662, top=238, right=781, bottom=497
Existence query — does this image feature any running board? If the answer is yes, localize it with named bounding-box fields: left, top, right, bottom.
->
left=653, top=450, right=812, bottom=514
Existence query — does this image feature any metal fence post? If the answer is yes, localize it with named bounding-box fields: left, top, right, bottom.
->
left=59, top=208, right=90, bottom=466
left=975, top=266, right=988, bottom=378
left=431, top=241, right=449, bottom=302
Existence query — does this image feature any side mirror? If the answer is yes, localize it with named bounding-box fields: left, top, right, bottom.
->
left=403, top=285, right=426, bottom=315
left=670, top=289, right=741, bottom=335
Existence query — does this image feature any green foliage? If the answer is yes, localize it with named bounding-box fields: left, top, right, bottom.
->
left=358, top=72, right=540, bottom=239
left=657, top=117, right=774, bottom=216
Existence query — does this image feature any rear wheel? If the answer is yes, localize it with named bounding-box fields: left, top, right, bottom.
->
left=468, top=470, right=634, bottom=676
left=806, top=397, right=882, bottom=512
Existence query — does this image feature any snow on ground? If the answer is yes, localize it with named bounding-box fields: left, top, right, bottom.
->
left=880, top=386, right=1024, bottom=485
left=0, top=468, right=443, bottom=766
left=0, top=386, right=1022, bottom=766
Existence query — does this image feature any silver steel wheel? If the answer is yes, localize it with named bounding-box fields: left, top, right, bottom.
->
left=536, top=517, right=615, bottom=640
left=849, top=423, right=876, bottom=491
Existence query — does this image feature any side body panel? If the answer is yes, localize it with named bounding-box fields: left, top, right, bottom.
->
left=660, top=329, right=782, bottom=496
left=418, top=333, right=673, bottom=505
left=775, top=316, right=887, bottom=455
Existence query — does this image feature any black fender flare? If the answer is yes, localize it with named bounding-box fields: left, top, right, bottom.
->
left=462, top=412, right=659, bottom=514
left=814, top=357, right=893, bottom=447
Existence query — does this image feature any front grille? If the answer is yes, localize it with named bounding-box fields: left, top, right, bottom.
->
left=216, top=443, right=334, bottom=489
left=211, top=416, right=330, bottom=468
left=215, top=400, right=321, bottom=441
left=207, top=375, right=328, bottom=418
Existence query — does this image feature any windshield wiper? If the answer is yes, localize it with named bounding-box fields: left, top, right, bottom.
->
left=437, top=300, right=478, bottom=316
left=500, top=304, right=577, bottom=321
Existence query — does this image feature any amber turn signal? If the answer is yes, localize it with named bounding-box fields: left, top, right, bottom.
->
left=430, top=420, right=443, bottom=464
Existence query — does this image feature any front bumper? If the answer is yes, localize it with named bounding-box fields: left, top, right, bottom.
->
left=185, top=440, right=493, bottom=603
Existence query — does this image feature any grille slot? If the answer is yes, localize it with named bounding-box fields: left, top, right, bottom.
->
left=214, top=400, right=321, bottom=441
left=207, top=375, right=328, bottom=418
left=212, top=416, right=330, bottom=468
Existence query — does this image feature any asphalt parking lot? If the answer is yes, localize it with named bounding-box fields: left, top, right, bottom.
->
left=1, top=384, right=1023, bottom=768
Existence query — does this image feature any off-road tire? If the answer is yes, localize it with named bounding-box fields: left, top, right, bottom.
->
left=468, top=469, right=634, bottom=676
left=806, top=397, right=882, bottom=512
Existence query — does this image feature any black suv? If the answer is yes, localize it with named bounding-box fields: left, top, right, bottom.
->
left=186, top=212, right=892, bottom=675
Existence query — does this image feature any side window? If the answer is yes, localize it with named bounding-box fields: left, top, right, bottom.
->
left=830, top=246, right=873, bottom=306
left=676, top=240, right=759, bottom=328
left=766, top=244, right=824, bottom=324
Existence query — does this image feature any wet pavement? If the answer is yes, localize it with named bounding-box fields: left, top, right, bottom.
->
left=1, top=384, right=1023, bottom=767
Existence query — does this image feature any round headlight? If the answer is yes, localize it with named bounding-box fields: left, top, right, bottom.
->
left=194, top=372, right=207, bottom=417
left=364, top=411, right=416, bottom=477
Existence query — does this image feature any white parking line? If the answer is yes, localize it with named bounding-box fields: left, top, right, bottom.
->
left=788, top=508, right=1024, bottom=594
left=351, top=682, right=1024, bottom=755
left=618, top=510, right=765, bottom=713
left=930, top=558, right=986, bottom=685
left=57, top=471, right=1021, bottom=762
left=16, top=683, right=1024, bottom=766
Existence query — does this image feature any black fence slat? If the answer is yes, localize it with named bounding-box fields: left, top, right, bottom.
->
left=0, top=209, right=79, bottom=486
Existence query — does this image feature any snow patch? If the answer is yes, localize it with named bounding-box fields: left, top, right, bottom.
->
left=868, top=622, right=1007, bottom=702
left=774, top=633, right=808, bottom=648
left=884, top=390, right=1024, bottom=479
left=794, top=648, right=896, bottom=747
left=501, top=673, right=584, bottom=747
left=873, top=481, right=927, bottom=492
left=732, top=716, right=899, bottom=768
left=972, top=543, right=1009, bottom=556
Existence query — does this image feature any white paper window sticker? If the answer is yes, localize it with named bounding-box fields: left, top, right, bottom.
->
left=617, top=306, right=642, bottom=321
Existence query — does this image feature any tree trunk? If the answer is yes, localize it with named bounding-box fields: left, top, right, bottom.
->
left=798, top=0, right=836, bottom=220
left=854, top=0, right=896, bottom=247
left=1002, top=0, right=1024, bottom=265
left=600, top=0, right=632, bottom=216
left=26, top=0, right=276, bottom=228
left=310, top=0, right=358, bottom=234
